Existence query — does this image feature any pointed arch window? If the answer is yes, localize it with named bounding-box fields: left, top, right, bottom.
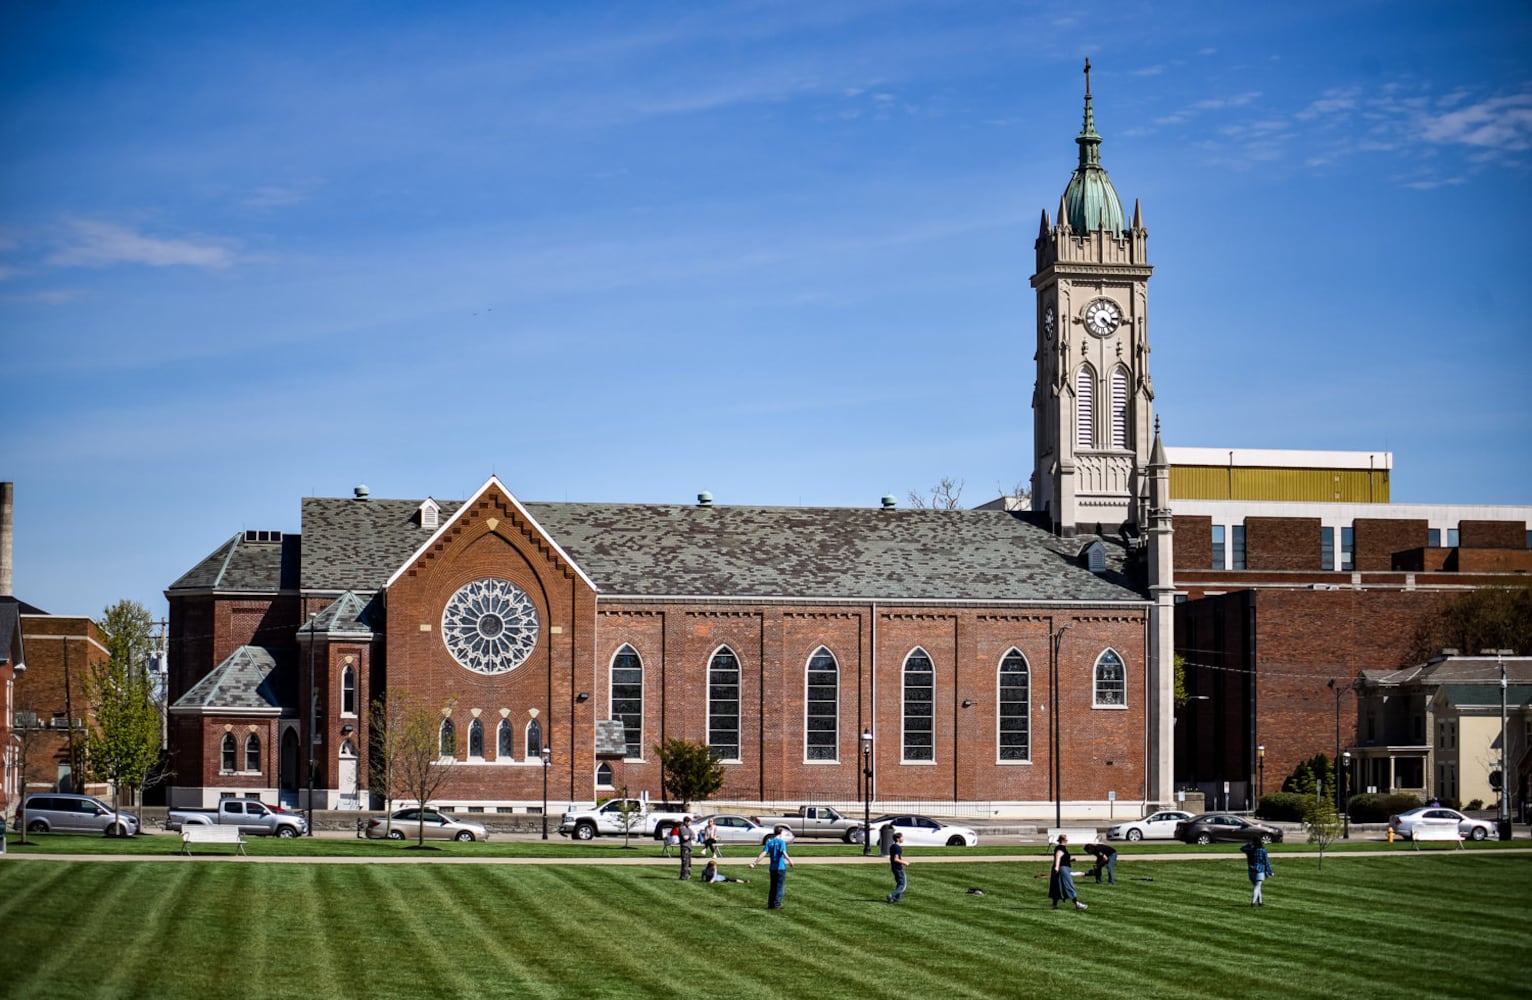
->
left=611, top=645, right=643, bottom=759
left=1076, top=366, right=1096, bottom=449
left=1110, top=367, right=1130, bottom=448
left=708, top=647, right=741, bottom=761
left=439, top=718, right=456, bottom=758
left=902, top=649, right=935, bottom=762
left=497, top=719, right=514, bottom=760
left=998, top=649, right=1031, bottom=761
left=244, top=733, right=262, bottom=772
left=1094, top=649, right=1127, bottom=707
left=221, top=733, right=237, bottom=772
left=805, top=647, right=839, bottom=762
left=468, top=718, right=484, bottom=759
left=341, top=665, right=356, bottom=716
left=596, top=762, right=614, bottom=788
left=525, top=718, right=542, bottom=759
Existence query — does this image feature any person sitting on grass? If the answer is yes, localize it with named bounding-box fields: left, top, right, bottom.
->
left=702, top=860, right=748, bottom=884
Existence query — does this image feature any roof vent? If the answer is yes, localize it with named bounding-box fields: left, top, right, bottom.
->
left=354, top=484, right=370, bottom=500
left=697, top=492, right=713, bottom=507
left=881, top=495, right=897, bottom=510
left=419, top=498, right=440, bottom=529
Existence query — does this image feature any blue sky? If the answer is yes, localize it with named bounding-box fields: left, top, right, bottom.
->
left=2, top=1, right=1529, bottom=620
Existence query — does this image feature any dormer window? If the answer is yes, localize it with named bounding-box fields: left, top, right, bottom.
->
left=1081, top=540, right=1106, bottom=574
left=419, top=499, right=440, bottom=530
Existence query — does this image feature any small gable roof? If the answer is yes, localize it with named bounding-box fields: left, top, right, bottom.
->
left=171, top=646, right=286, bottom=713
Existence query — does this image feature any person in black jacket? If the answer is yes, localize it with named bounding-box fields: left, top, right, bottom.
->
left=1083, top=842, right=1117, bottom=885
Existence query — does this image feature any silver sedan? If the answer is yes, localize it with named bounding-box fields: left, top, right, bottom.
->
left=366, top=808, right=490, bottom=842
left=692, top=814, right=772, bottom=845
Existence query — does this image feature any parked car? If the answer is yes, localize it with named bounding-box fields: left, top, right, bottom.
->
left=1106, top=810, right=1193, bottom=842
left=865, top=813, right=979, bottom=847
left=1174, top=813, right=1283, bottom=845
left=749, top=805, right=863, bottom=842
left=366, top=808, right=489, bottom=842
left=167, top=798, right=306, bottom=837
left=13, top=793, right=139, bottom=837
left=1389, top=807, right=1494, bottom=841
left=691, top=814, right=771, bottom=845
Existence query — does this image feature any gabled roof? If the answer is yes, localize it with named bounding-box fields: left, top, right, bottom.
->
left=168, top=532, right=301, bottom=593
left=1363, top=655, right=1532, bottom=689
left=183, top=489, right=1148, bottom=605
left=171, top=646, right=287, bottom=712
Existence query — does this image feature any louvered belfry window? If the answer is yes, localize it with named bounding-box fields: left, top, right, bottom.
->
left=1076, top=367, right=1095, bottom=449
left=1110, top=368, right=1129, bottom=448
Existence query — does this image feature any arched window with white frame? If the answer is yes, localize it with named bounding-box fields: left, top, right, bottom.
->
left=221, top=733, right=236, bottom=772
left=439, top=718, right=456, bottom=758
left=902, top=648, right=935, bottom=762
left=997, top=649, right=1030, bottom=761
left=468, top=718, right=484, bottom=758
left=708, top=647, right=741, bottom=761
left=341, top=665, right=356, bottom=716
left=525, top=718, right=543, bottom=759
left=610, top=644, right=643, bottom=760
left=805, top=646, right=838, bottom=762
left=1094, top=649, right=1127, bottom=707
left=1110, top=367, right=1130, bottom=448
left=244, top=732, right=262, bottom=772
left=1076, top=365, right=1096, bottom=449
left=497, top=719, right=513, bottom=760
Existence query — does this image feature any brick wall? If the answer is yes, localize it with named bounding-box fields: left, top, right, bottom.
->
left=1354, top=518, right=1427, bottom=572
left=1245, top=517, right=1322, bottom=571
left=1459, top=519, right=1527, bottom=550
left=1174, top=515, right=1212, bottom=570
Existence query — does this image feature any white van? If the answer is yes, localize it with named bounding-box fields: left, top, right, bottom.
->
left=14, top=794, right=139, bottom=837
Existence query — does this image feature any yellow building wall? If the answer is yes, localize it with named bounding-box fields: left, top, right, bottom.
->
left=1170, top=466, right=1391, bottom=503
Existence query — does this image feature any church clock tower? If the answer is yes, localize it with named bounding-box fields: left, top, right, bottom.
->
left=1031, top=60, right=1155, bottom=537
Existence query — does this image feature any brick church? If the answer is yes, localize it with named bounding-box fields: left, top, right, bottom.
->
left=164, top=66, right=1179, bottom=818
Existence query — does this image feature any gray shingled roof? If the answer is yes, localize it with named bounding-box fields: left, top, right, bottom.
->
left=303, top=591, right=381, bottom=635
left=168, top=533, right=301, bottom=593
left=171, top=646, right=286, bottom=711
left=291, top=495, right=1144, bottom=603
left=0, top=600, right=23, bottom=669
left=1363, top=656, right=1532, bottom=687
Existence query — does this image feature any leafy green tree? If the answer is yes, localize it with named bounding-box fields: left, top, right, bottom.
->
left=368, top=694, right=410, bottom=837
left=84, top=600, right=163, bottom=824
left=391, top=693, right=459, bottom=847
left=1304, top=794, right=1343, bottom=869
left=1173, top=654, right=1188, bottom=708
left=653, top=737, right=724, bottom=809
left=614, top=786, right=643, bottom=848
left=1410, top=584, right=1531, bottom=662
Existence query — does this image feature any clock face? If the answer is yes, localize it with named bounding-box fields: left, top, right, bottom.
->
left=1084, top=298, right=1122, bottom=337
left=1043, top=305, right=1056, bottom=338
left=441, top=577, right=540, bottom=674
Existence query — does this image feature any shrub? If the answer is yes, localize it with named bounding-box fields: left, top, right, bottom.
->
left=1257, top=792, right=1312, bottom=822
left=1347, top=792, right=1421, bottom=823
left=1466, top=798, right=1484, bottom=811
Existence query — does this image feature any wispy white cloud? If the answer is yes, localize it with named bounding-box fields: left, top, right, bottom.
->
left=1416, top=92, right=1532, bottom=151
left=47, top=218, right=240, bottom=270
left=243, top=181, right=320, bottom=210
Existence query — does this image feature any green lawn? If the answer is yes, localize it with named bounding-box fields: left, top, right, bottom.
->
left=2, top=853, right=1528, bottom=999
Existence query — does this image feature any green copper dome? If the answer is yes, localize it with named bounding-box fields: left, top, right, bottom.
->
left=1060, top=64, right=1125, bottom=234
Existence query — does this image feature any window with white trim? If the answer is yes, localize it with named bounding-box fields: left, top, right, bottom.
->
left=903, top=649, right=935, bottom=762
left=708, top=648, right=741, bottom=761
left=497, top=719, right=513, bottom=760
left=1093, top=649, right=1127, bottom=707
left=998, top=649, right=1030, bottom=761
left=525, top=719, right=542, bottom=759
left=439, top=718, right=456, bottom=758
left=341, top=666, right=356, bottom=716
left=244, top=733, right=261, bottom=772
left=611, top=645, right=643, bottom=759
left=468, top=719, right=484, bottom=758
left=221, top=733, right=236, bottom=772
left=805, top=647, right=838, bottom=761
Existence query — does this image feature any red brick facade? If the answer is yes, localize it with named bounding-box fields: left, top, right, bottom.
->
left=1245, top=517, right=1321, bottom=571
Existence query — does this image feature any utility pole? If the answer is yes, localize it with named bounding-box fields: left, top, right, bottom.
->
left=1485, top=649, right=1514, bottom=840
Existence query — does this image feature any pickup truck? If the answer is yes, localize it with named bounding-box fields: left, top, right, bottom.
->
left=167, top=800, right=309, bottom=838
left=751, top=805, right=864, bottom=843
left=558, top=798, right=693, bottom=841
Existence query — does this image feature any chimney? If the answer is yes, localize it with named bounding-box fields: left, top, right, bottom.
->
left=881, top=495, right=897, bottom=510
left=697, top=492, right=713, bottom=507
left=1, top=481, right=12, bottom=596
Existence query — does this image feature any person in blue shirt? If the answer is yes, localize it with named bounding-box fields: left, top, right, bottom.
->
left=702, top=859, right=747, bottom=884
left=1241, top=840, right=1273, bottom=906
left=750, top=825, right=795, bottom=909
left=886, top=831, right=909, bottom=903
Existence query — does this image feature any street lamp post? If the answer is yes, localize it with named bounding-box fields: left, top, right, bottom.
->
left=1341, top=750, right=1351, bottom=838
left=861, top=729, right=873, bottom=857
left=1050, top=624, right=1071, bottom=831
left=1484, top=648, right=1515, bottom=840
left=306, top=612, right=317, bottom=837
left=541, top=744, right=552, bottom=840
left=1256, top=744, right=1265, bottom=803
left=1327, top=677, right=1353, bottom=822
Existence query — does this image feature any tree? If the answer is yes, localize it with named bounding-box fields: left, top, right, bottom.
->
left=1410, top=584, right=1531, bottom=662
left=614, top=785, right=644, bottom=848
left=368, top=694, right=411, bottom=837
left=10, top=698, right=46, bottom=845
left=1173, top=654, right=1188, bottom=708
left=84, top=600, right=163, bottom=823
left=653, top=738, right=724, bottom=809
left=391, top=693, right=459, bottom=847
left=907, top=477, right=964, bottom=510
left=1304, top=793, right=1343, bottom=870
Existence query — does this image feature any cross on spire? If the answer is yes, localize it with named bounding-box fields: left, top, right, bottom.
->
left=1084, top=57, right=1091, bottom=98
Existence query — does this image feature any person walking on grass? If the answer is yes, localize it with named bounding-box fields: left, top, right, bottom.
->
left=1049, top=834, right=1087, bottom=911
left=750, top=824, right=794, bottom=909
left=1083, top=842, right=1117, bottom=885
left=886, top=831, right=910, bottom=903
left=677, top=816, right=695, bottom=880
left=1241, top=840, right=1273, bottom=907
